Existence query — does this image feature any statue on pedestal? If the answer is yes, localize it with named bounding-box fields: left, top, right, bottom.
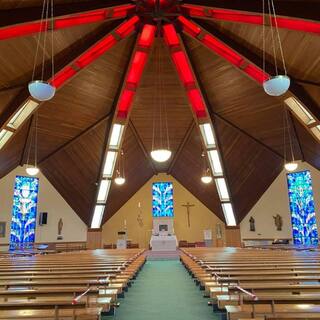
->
left=249, top=216, right=255, bottom=232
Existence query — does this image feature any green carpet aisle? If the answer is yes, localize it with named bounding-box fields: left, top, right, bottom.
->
left=112, top=260, right=219, bottom=320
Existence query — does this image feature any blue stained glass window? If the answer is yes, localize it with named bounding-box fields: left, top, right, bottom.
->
left=287, top=170, right=318, bottom=246
left=152, top=182, right=174, bottom=217
left=10, top=176, right=39, bottom=250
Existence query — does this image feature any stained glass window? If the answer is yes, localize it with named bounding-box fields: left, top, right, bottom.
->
left=287, top=170, right=318, bottom=246
left=10, top=176, right=39, bottom=250
left=152, top=182, right=174, bottom=217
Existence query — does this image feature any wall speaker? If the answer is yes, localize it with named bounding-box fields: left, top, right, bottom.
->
left=39, top=212, right=48, bottom=225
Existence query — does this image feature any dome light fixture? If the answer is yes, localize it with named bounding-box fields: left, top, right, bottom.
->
left=28, top=81, right=56, bottom=101
left=114, top=176, right=126, bottom=185
left=284, top=161, right=298, bottom=172
left=29, top=0, right=56, bottom=102
left=262, top=0, right=290, bottom=97
left=26, top=166, right=40, bottom=176
left=114, top=150, right=126, bottom=186
left=201, top=174, right=212, bottom=184
left=201, top=153, right=212, bottom=184
left=150, top=149, right=172, bottom=163
left=263, top=75, right=290, bottom=97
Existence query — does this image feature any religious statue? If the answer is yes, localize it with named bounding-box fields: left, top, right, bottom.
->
left=273, top=214, right=283, bottom=231
left=249, top=216, right=255, bottom=232
left=57, top=218, right=63, bottom=240
left=137, top=214, right=143, bottom=227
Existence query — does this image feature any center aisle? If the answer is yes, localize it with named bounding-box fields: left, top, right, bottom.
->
left=113, top=259, right=218, bottom=320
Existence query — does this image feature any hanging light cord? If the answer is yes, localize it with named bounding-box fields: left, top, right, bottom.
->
left=35, top=112, right=39, bottom=168
left=151, top=41, right=157, bottom=152
left=262, top=0, right=266, bottom=77
left=285, top=107, right=295, bottom=162
left=51, top=0, right=55, bottom=81
left=283, top=106, right=287, bottom=166
left=267, top=0, right=279, bottom=76
left=270, top=0, right=287, bottom=75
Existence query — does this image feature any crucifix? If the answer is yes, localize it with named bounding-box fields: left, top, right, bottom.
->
left=181, top=202, right=195, bottom=228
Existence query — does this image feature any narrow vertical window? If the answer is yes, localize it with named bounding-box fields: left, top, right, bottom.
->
left=152, top=182, right=174, bottom=217
left=287, top=170, right=318, bottom=245
left=10, top=176, right=39, bottom=249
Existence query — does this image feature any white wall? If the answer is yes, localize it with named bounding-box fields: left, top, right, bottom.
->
left=0, top=166, right=87, bottom=244
left=240, top=161, right=320, bottom=241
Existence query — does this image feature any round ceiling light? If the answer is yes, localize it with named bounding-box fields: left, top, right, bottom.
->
left=201, top=175, right=213, bottom=184
left=263, top=75, right=290, bottom=96
left=26, top=166, right=40, bottom=176
left=284, top=162, right=298, bottom=172
left=28, top=81, right=56, bottom=101
left=150, top=149, right=172, bottom=163
left=114, top=176, right=126, bottom=185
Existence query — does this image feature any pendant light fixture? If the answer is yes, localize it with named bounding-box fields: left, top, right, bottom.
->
left=283, top=106, right=298, bottom=172
left=201, top=152, right=212, bottom=184
left=29, top=0, right=56, bottom=101
left=262, top=0, right=290, bottom=96
left=26, top=113, right=40, bottom=176
left=150, top=38, right=172, bottom=163
left=114, top=150, right=126, bottom=185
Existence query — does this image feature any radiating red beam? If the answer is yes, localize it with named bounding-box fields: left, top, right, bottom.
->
left=0, top=4, right=135, bottom=41
left=181, top=4, right=320, bottom=35
left=116, top=24, right=156, bottom=119
left=50, top=16, right=140, bottom=89
left=163, top=24, right=207, bottom=119
left=177, top=16, right=269, bottom=84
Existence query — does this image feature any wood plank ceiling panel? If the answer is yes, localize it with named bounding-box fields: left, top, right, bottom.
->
left=40, top=119, right=109, bottom=225
left=0, top=21, right=108, bottom=89
left=210, top=20, right=320, bottom=84
left=103, top=125, right=155, bottom=223
left=215, top=117, right=284, bottom=222
left=170, top=125, right=224, bottom=221
left=183, top=34, right=302, bottom=159
left=130, top=38, right=194, bottom=172
left=34, top=37, right=135, bottom=161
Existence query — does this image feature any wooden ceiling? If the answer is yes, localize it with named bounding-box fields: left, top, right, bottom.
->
left=0, top=0, right=319, bottom=226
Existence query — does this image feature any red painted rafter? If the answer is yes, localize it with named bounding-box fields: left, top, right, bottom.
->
left=116, top=24, right=156, bottom=119
left=177, top=16, right=269, bottom=84
left=181, top=4, right=320, bottom=35
left=163, top=23, right=207, bottom=118
left=0, top=4, right=135, bottom=41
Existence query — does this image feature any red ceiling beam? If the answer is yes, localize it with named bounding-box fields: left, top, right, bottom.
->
left=0, top=4, right=135, bottom=41
left=177, top=16, right=269, bottom=84
left=163, top=23, right=207, bottom=119
left=116, top=24, right=156, bottom=119
left=181, top=4, right=320, bottom=35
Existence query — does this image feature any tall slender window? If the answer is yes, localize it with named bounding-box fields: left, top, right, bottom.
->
left=10, top=176, right=39, bottom=249
left=152, top=182, right=174, bottom=217
left=287, top=170, right=318, bottom=245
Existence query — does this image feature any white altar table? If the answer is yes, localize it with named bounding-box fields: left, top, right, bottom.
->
left=150, top=235, right=178, bottom=252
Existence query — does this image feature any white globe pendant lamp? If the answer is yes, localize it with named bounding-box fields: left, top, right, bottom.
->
left=261, top=0, right=290, bottom=97
left=150, top=149, right=172, bottom=163
left=263, top=75, right=290, bottom=96
left=29, top=0, right=56, bottom=102
left=201, top=175, right=212, bottom=184
left=26, top=166, right=40, bottom=176
left=28, top=81, right=56, bottom=101
left=284, top=161, right=298, bottom=172
left=114, top=176, right=126, bottom=185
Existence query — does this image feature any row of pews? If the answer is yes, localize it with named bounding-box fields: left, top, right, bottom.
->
left=0, top=248, right=146, bottom=319
left=180, top=247, right=320, bottom=320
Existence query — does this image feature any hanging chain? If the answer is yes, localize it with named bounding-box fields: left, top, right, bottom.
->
left=41, top=0, right=50, bottom=81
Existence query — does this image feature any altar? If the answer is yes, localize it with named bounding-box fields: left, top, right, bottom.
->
left=150, top=217, right=178, bottom=251
left=150, top=235, right=178, bottom=251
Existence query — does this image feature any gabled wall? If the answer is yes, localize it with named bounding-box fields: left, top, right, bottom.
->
left=0, top=166, right=87, bottom=245
left=240, top=161, right=320, bottom=241
left=102, top=173, right=225, bottom=248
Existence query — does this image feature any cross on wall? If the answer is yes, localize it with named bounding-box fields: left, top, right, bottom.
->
left=181, top=202, right=195, bottom=228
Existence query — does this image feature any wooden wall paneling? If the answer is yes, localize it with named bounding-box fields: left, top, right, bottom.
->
left=87, top=228, right=102, bottom=249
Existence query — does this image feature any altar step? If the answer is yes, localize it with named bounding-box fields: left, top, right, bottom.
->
left=145, top=250, right=180, bottom=260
